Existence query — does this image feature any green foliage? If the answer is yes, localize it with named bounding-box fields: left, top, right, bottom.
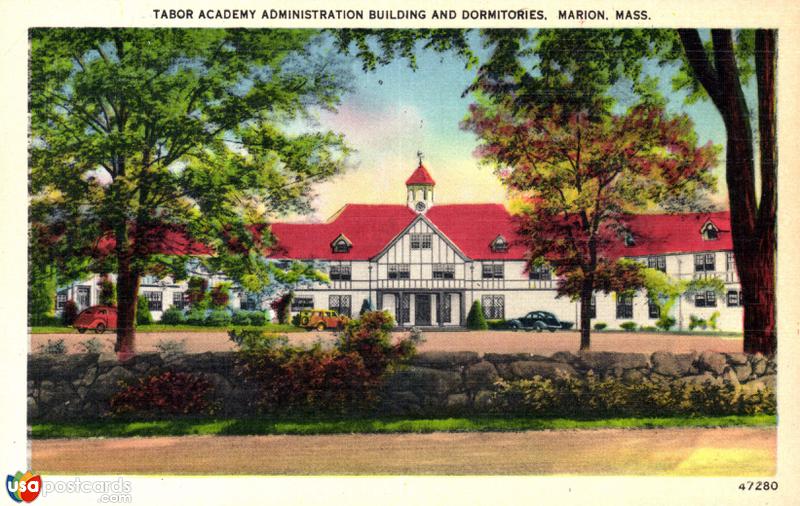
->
left=185, top=309, right=207, bottom=326
left=593, top=322, right=607, bottom=331
left=38, top=338, right=67, bottom=355
left=28, top=265, right=57, bottom=326
left=492, top=375, right=776, bottom=418
left=689, top=315, right=708, bottom=331
left=656, top=316, right=677, bottom=331
left=620, top=321, right=637, bottom=332
left=232, top=311, right=253, bottom=326
left=62, top=300, right=78, bottom=325
left=228, top=329, right=288, bottom=352
left=359, top=298, right=373, bottom=316
left=708, top=311, right=721, bottom=331
left=204, top=309, right=232, bottom=327
left=291, top=313, right=301, bottom=327
left=487, top=319, right=507, bottom=330
left=136, top=296, right=153, bottom=325
left=466, top=300, right=489, bottom=330
left=77, top=337, right=107, bottom=354
left=209, top=282, right=232, bottom=308
left=248, top=311, right=267, bottom=326
left=154, top=339, right=187, bottom=356
left=160, top=307, right=186, bottom=325
left=97, top=276, right=116, bottom=306
left=187, top=277, right=209, bottom=309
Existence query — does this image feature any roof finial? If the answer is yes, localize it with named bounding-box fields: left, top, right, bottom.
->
left=416, top=150, right=424, bottom=166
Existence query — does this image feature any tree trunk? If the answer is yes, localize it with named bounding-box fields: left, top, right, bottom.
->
left=579, top=278, right=593, bottom=350
left=114, top=229, right=139, bottom=361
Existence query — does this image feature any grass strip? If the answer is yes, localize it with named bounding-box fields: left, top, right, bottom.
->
left=31, top=414, right=775, bottom=439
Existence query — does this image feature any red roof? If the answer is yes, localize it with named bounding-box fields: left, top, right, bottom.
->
left=95, top=225, right=213, bottom=257
left=269, top=204, right=732, bottom=261
left=405, top=164, right=436, bottom=186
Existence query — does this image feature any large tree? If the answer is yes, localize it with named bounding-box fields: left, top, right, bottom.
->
left=30, top=29, right=350, bottom=357
left=463, top=100, right=717, bottom=349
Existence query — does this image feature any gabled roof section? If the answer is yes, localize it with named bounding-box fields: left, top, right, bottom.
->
left=405, top=164, right=436, bottom=186
left=370, top=213, right=469, bottom=262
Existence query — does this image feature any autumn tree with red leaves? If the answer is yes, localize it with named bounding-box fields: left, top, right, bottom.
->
left=463, top=102, right=718, bottom=350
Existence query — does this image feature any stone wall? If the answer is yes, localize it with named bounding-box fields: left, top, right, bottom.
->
left=28, top=350, right=776, bottom=421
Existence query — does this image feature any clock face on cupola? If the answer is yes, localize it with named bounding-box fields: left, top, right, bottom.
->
left=405, top=156, right=435, bottom=214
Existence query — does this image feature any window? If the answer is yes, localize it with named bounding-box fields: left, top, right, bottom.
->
left=76, top=286, right=90, bottom=308
left=240, top=293, right=259, bottom=311
left=330, top=264, right=351, bottom=281
left=172, top=291, right=187, bottom=310
left=702, top=222, right=719, bottom=240
left=433, top=264, right=455, bottom=279
left=648, top=300, right=660, bottom=319
left=491, top=235, right=508, bottom=252
left=695, top=290, right=717, bottom=308
left=694, top=253, right=716, bottom=273
left=482, top=263, right=504, bottom=279
left=143, top=291, right=163, bottom=312
left=616, top=294, right=634, bottom=319
left=647, top=255, right=667, bottom=272
left=623, top=232, right=636, bottom=247
left=291, top=297, right=314, bottom=311
left=397, top=293, right=411, bottom=324
left=726, top=252, right=735, bottom=272
left=439, top=293, right=452, bottom=323
left=410, top=233, right=432, bottom=249
left=329, top=295, right=352, bottom=317
left=727, top=290, right=743, bottom=307
left=589, top=295, right=596, bottom=319
left=331, top=234, right=352, bottom=253
left=529, top=264, right=551, bottom=280
left=482, top=295, right=505, bottom=320
left=387, top=264, right=410, bottom=279
left=56, top=291, right=67, bottom=310
left=142, top=275, right=158, bottom=285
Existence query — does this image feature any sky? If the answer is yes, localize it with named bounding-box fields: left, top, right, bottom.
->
left=293, top=32, right=745, bottom=222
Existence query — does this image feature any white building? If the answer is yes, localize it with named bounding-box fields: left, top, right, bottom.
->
left=54, top=164, right=744, bottom=331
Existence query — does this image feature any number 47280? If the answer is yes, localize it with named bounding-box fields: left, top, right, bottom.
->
left=739, top=481, right=778, bottom=491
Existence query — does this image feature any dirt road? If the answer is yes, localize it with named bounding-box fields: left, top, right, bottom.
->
left=31, top=330, right=742, bottom=355
left=32, top=427, right=774, bottom=476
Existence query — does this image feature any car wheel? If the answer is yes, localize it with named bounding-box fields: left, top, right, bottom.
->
left=317, top=322, right=326, bottom=331
left=534, top=323, right=544, bottom=332
left=77, top=328, right=86, bottom=334
left=548, top=327, right=556, bottom=333
left=95, top=323, right=106, bottom=334
left=509, top=322, right=520, bottom=331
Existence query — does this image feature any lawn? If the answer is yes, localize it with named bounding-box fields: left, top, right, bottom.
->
left=29, top=323, right=303, bottom=334
left=30, top=414, right=776, bottom=439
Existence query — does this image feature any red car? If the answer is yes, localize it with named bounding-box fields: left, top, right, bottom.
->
left=74, top=305, right=117, bottom=334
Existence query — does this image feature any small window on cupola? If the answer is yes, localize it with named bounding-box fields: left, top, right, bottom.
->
left=331, top=233, right=352, bottom=253
left=701, top=221, right=719, bottom=241
left=491, top=235, right=508, bottom=253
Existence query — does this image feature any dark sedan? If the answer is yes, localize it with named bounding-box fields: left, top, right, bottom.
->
left=506, top=311, right=569, bottom=332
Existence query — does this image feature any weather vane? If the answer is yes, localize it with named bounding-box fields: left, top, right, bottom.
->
left=416, top=150, right=424, bottom=165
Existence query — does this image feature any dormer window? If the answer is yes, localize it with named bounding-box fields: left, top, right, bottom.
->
left=490, top=235, right=508, bottom=253
left=330, top=233, right=352, bottom=254
left=623, top=232, right=636, bottom=247
left=701, top=221, right=719, bottom=241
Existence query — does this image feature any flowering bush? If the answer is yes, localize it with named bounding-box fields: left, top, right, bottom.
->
left=110, top=371, right=214, bottom=416
left=238, top=311, right=416, bottom=413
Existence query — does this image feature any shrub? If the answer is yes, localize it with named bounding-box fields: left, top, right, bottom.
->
left=491, top=375, right=776, bottom=418
left=228, top=328, right=288, bottom=352
left=487, top=319, right=507, bottom=330
left=640, top=326, right=658, bottom=331
left=185, top=309, right=206, bottom=326
left=466, top=300, right=488, bottom=330
left=689, top=315, right=708, bottom=330
left=232, top=311, right=253, bottom=325
left=620, top=321, right=637, bottom=332
left=359, top=298, right=373, bottom=315
left=155, top=338, right=186, bottom=356
left=238, top=310, right=416, bottom=414
left=291, top=313, right=301, bottom=326
left=160, top=307, right=185, bottom=325
left=77, top=337, right=107, bottom=354
left=271, top=292, right=293, bottom=324
left=110, top=371, right=214, bottom=416
left=656, top=315, right=676, bottom=331
left=62, top=300, right=79, bottom=325
left=38, top=339, right=66, bottom=355
left=186, top=276, right=208, bottom=308
left=708, top=311, right=721, bottom=331
left=97, top=275, right=116, bottom=306
left=248, top=311, right=266, bottom=326
left=136, top=296, right=153, bottom=325
left=593, top=322, right=607, bottom=331
left=210, top=282, right=231, bottom=308
left=205, top=309, right=232, bottom=327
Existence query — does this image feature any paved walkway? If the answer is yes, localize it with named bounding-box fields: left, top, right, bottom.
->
left=32, top=427, right=774, bottom=476
left=31, top=330, right=743, bottom=355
